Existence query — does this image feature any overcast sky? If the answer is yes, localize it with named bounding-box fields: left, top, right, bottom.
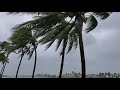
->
left=0, top=12, right=120, bottom=76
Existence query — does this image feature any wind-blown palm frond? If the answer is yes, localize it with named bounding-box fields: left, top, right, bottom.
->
left=67, top=34, right=74, bottom=53
left=56, top=38, right=63, bottom=51
left=60, top=38, right=68, bottom=55
left=39, top=18, right=76, bottom=51
left=85, top=14, right=98, bottom=32
left=92, top=12, right=112, bottom=20
left=0, top=53, right=8, bottom=62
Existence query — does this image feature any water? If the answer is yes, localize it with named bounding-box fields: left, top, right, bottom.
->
left=2, top=76, right=51, bottom=78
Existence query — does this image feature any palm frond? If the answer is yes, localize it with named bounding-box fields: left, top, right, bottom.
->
left=93, top=12, right=112, bottom=20
left=85, top=14, right=98, bottom=32
left=45, top=39, right=56, bottom=50
left=60, top=38, right=68, bottom=56
left=56, top=38, right=63, bottom=51
left=67, top=34, right=74, bottom=53
left=28, top=47, right=35, bottom=60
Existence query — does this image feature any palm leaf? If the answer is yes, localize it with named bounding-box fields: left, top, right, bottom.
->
left=93, top=12, right=112, bottom=20
left=85, top=14, right=98, bottom=32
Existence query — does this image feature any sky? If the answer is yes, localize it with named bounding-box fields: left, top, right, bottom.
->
left=0, top=12, right=120, bottom=76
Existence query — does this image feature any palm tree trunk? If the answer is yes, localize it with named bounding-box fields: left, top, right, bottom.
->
left=77, top=16, right=86, bottom=78
left=59, top=46, right=65, bottom=78
left=16, top=49, right=24, bottom=78
left=78, top=32, right=86, bottom=78
left=32, top=44, right=37, bottom=78
left=58, top=38, right=67, bottom=78
left=0, top=62, right=7, bottom=78
left=0, top=62, right=5, bottom=78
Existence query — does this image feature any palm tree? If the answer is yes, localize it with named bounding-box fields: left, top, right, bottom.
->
left=9, top=26, right=38, bottom=78
left=0, top=61, right=7, bottom=78
left=0, top=41, right=11, bottom=78
left=9, top=28, right=30, bottom=78
left=0, top=53, right=8, bottom=78
left=9, top=12, right=112, bottom=78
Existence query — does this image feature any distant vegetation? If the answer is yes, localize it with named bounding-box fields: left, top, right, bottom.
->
left=35, top=72, right=120, bottom=78
left=2, top=72, right=120, bottom=78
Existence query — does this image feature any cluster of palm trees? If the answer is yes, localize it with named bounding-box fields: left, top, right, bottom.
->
left=0, top=12, right=112, bottom=78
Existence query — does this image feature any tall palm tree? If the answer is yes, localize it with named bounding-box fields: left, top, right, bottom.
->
left=0, top=41, right=11, bottom=78
left=9, top=12, right=112, bottom=78
left=0, top=53, right=8, bottom=78
left=0, top=41, right=30, bottom=78
left=10, top=27, right=38, bottom=78
left=0, top=61, right=7, bottom=77
left=9, top=28, right=30, bottom=78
